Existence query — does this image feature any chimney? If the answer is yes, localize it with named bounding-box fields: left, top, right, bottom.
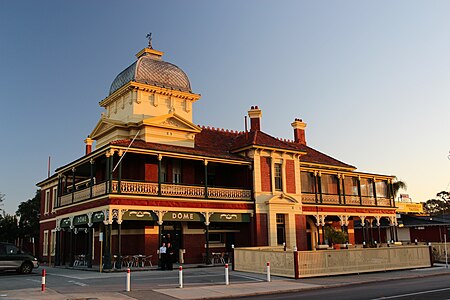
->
left=248, top=106, right=262, bottom=131
left=291, top=118, right=307, bottom=145
left=84, top=137, right=93, bottom=155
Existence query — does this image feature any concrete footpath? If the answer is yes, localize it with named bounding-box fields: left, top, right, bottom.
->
left=2, top=264, right=450, bottom=300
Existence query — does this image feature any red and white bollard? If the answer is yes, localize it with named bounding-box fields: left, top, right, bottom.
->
left=225, top=263, right=229, bottom=285
left=266, top=262, right=271, bottom=282
left=179, top=266, right=183, bottom=288
left=41, top=269, right=46, bottom=292
left=126, top=268, right=131, bottom=292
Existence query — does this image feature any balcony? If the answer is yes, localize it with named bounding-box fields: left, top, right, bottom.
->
left=301, top=193, right=393, bottom=207
left=58, top=180, right=252, bottom=207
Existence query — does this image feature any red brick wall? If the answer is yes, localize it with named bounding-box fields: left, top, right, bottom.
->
left=348, top=219, right=355, bottom=244
left=260, top=157, right=271, bottom=192
left=39, top=220, right=55, bottom=262
left=145, top=163, right=158, bottom=182
left=295, top=215, right=308, bottom=250
left=255, top=213, right=268, bottom=246
left=182, top=161, right=196, bottom=184
left=184, top=233, right=206, bottom=263
left=285, top=160, right=296, bottom=194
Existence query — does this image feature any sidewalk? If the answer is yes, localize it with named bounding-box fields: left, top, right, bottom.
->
left=151, top=264, right=450, bottom=300
left=2, top=264, right=450, bottom=300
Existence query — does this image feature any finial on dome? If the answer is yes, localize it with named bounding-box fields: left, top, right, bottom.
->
left=146, top=32, right=153, bottom=49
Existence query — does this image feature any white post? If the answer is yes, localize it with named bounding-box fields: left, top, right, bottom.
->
left=445, top=234, right=448, bottom=269
left=179, top=266, right=183, bottom=288
left=266, top=262, right=271, bottom=282
left=225, top=263, right=229, bottom=285
left=125, top=268, right=131, bottom=292
left=41, top=269, right=46, bottom=292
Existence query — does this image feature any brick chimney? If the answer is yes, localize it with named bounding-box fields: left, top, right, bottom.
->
left=291, top=118, right=307, bottom=145
left=248, top=106, right=262, bottom=131
left=84, top=137, right=93, bottom=155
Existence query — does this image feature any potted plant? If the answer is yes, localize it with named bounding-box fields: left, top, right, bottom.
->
left=325, top=226, right=348, bottom=249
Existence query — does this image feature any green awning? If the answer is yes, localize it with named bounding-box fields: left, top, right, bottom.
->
left=210, top=213, right=251, bottom=222
left=163, top=211, right=204, bottom=222
left=123, top=210, right=157, bottom=221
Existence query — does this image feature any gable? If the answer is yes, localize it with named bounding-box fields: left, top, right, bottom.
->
left=141, top=113, right=201, bottom=133
left=90, top=118, right=127, bottom=140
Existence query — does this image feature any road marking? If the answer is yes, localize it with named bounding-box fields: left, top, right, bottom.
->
left=372, top=287, right=450, bottom=299
left=26, top=279, right=42, bottom=283
left=68, top=280, right=88, bottom=287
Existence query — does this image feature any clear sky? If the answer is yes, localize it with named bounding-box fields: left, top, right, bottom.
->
left=1, top=1, right=449, bottom=214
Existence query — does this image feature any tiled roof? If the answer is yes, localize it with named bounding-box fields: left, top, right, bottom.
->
left=110, top=128, right=249, bottom=162
left=111, top=127, right=354, bottom=169
left=231, top=130, right=300, bottom=152
left=289, top=143, right=355, bottom=169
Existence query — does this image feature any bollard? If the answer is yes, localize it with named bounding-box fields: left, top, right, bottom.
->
left=225, top=263, right=229, bottom=285
left=266, top=262, right=271, bottom=282
left=179, top=266, right=183, bottom=288
left=41, top=269, right=46, bottom=292
left=125, top=268, right=131, bottom=292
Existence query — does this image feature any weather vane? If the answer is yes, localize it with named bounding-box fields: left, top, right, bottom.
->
left=146, top=32, right=153, bottom=49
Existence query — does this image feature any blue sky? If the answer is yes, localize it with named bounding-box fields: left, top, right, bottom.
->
left=1, top=1, right=449, bottom=214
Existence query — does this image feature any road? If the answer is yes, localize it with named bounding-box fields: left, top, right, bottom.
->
left=0, top=265, right=278, bottom=294
left=239, top=273, right=450, bottom=300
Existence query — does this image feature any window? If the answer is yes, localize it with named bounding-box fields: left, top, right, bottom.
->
left=52, top=187, right=57, bottom=211
left=301, top=172, right=315, bottom=193
left=173, top=159, right=182, bottom=184
left=208, top=233, right=223, bottom=243
left=5, top=244, right=18, bottom=255
left=44, top=190, right=50, bottom=214
left=276, top=214, right=286, bottom=245
left=321, top=174, right=339, bottom=194
left=376, top=181, right=388, bottom=198
left=160, top=161, right=167, bottom=183
left=360, top=178, right=374, bottom=197
left=344, top=177, right=359, bottom=196
left=43, top=230, right=49, bottom=256
left=50, top=230, right=56, bottom=256
left=274, top=163, right=282, bottom=191
left=207, top=165, right=216, bottom=186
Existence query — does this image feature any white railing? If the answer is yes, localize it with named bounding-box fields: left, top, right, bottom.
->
left=322, top=194, right=340, bottom=204
left=362, top=197, right=376, bottom=206
left=58, top=180, right=252, bottom=206
left=160, top=183, right=205, bottom=198
left=112, top=180, right=158, bottom=195
left=345, top=195, right=361, bottom=205
left=207, top=187, right=251, bottom=200
left=301, top=194, right=316, bottom=203
left=377, top=197, right=391, bottom=206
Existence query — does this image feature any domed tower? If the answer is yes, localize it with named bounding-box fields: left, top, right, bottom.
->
left=90, top=39, right=201, bottom=149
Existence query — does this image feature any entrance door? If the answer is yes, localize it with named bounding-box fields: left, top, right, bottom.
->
left=161, top=222, right=182, bottom=262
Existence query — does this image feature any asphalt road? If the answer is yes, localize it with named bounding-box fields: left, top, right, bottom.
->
left=239, top=273, right=450, bottom=300
left=0, top=266, right=277, bottom=294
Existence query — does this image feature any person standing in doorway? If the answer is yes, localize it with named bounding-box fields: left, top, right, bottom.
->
left=159, top=242, right=167, bottom=270
left=166, top=242, right=174, bottom=270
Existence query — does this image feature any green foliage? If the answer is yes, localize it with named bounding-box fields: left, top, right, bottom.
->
left=0, top=192, right=4, bottom=214
left=0, top=214, right=18, bottom=243
left=392, top=178, right=407, bottom=199
left=16, top=190, right=40, bottom=244
left=325, top=226, right=348, bottom=244
left=424, top=191, right=450, bottom=215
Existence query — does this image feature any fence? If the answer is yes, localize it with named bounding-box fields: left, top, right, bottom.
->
left=234, top=245, right=432, bottom=279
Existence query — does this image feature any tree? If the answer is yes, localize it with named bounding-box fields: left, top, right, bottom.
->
left=0, top=192, right=5, bottom=215
left=0, top=214, right=18, bottom=243
left=392, top=177, right=407, bottom=200
left=424, top=191, right=450, bottom=215
left=16, top=190, right=40, bottom=249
